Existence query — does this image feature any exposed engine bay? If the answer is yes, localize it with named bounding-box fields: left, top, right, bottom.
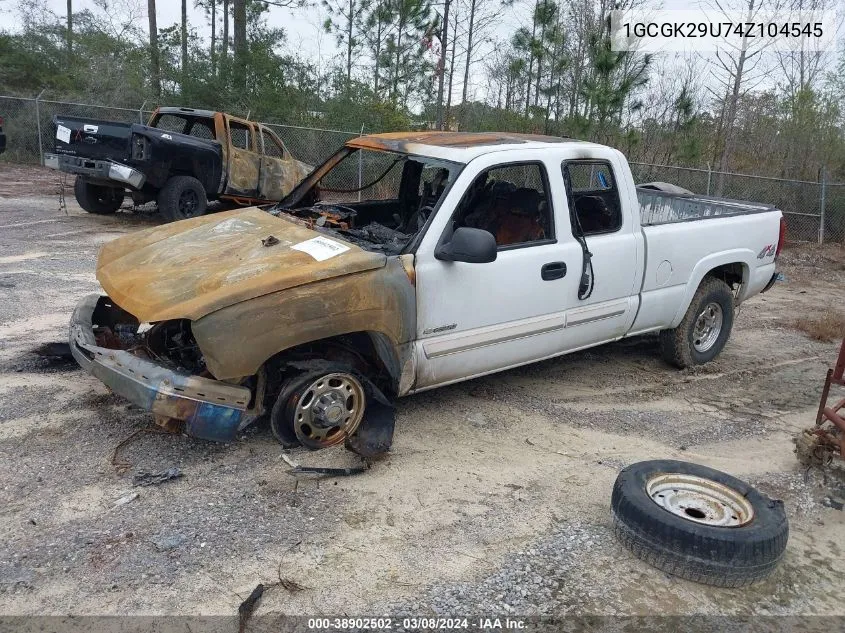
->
left=90, top=298, right=207, bottom=375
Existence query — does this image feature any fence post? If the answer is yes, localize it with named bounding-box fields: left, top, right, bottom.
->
left=706, top=163, right=712, bottom=196
left=139, top=100, right=148, bottom=123
left=358, top=123, right=365, bottom=203
left=819, top=166, right=826, bottom=245
left=34, top=88, right=47, bottom=165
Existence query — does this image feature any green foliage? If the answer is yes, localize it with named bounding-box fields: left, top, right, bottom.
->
left=1, top=0, right=843, bottom=186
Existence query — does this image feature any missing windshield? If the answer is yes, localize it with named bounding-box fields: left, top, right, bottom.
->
left=273, top=148, right=461, bottom=255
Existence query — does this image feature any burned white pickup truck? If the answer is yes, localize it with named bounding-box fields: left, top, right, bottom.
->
left=70, top=132, right=784, bottom=455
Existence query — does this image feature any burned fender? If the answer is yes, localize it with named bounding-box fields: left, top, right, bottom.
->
left=191, top=257, right=417, bottom=385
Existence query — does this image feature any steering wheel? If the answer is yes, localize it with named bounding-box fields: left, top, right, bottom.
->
left=415, top=205, right=435, bottom=230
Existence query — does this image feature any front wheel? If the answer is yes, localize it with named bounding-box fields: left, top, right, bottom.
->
left=157, top=175, right=207, bottom=221
left=74, top=178, right=123, bottom=214
left=660, top=276, right=734, bottom=368
left=270, top=365, right=367, bottom=450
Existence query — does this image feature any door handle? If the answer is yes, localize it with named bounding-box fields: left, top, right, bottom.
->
left=541, top=261, right=567, bottom=281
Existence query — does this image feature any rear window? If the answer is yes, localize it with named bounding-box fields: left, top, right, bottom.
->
left=153, top=114, right=215, bottom=140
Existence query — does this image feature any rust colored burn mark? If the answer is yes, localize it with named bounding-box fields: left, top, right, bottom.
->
left=192, top=257, right=416, bottom=381
left=347, top=131, right=571, bottom=152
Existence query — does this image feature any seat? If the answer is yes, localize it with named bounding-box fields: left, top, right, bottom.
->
left=494, top=187, right=545, bottom=246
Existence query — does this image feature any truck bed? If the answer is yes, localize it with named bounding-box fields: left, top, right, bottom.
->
left=637, top=188, right=778, bottom=226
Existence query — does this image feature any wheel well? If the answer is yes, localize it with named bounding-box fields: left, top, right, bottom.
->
left=169, top=169, right=204, bottom=186
left=262, top=332, right=398, bottom=399
left=706, top=262, right=745, bottom=290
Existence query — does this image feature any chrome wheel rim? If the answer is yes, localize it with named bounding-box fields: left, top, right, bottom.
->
left=692, top=302, right=723, bottom=352
left=646, top=473, right=754, bottom=527
left=293, top=372, right=365, bottom=448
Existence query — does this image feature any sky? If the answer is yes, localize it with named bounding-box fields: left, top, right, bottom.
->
left=0, top=0, right=522, bottom=103
left=1, top=0, right=841, bottom=109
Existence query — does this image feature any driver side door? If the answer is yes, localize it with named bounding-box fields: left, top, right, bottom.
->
left=413, top=157, right=583, bottom=389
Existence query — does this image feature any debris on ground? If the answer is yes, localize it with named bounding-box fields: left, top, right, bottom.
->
left=280, top=452, right=368, bottom=477
left=133, top=467, right=183, bottom=487
left=113, top=491, right=139, bottom=507
left=237, top=583, right=265, bottom=633
left=32, top=342, right=73, bottom=358
left=822, top=497, right=844, bottom=511
left=289, top=464, right=368, bottom=476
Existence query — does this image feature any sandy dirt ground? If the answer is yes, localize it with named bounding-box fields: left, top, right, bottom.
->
left=0, top=177, right=844, bottom=620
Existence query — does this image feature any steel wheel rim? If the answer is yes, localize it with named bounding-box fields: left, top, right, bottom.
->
left=646, top=473, right=754, bottom=527
left=692, top=302, right=723, bottom=352
left=293, top=372, right=365, bottom=448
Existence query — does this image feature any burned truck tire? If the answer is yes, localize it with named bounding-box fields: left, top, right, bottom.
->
left=270, top=363, right=367, bottom=450
left=660, top=276, right=734, bottom=368
left=74, top=178, right=123, bottom=214
left=157, top=175, right=207, bottom=222
left=612, top=460, right=788, bottom=588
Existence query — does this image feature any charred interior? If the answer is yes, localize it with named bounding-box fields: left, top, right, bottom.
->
left=274, top=147, right=461, bottom=254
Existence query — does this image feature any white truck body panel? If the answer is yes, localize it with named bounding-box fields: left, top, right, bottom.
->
left=409, top=142, right=782, bottom=393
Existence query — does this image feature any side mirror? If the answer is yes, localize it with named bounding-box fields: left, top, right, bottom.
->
left=435, top=227, right=497, bottom=263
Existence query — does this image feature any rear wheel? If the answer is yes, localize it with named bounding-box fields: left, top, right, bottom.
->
left=74, top=178, right=123, bottom=214
left=660, top=276, right=734, bottom=368
left=157, top=175, right=207, bottom=221
left=270, top=364, right=367, bottom=450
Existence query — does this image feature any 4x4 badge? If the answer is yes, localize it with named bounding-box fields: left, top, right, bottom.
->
left=757, top=244, right=776, bottom=259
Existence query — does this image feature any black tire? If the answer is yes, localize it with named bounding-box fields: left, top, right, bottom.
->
left=270, top=362, right=368, bottom=451
left=611, top=460, right=788, bottom=588
left=660, top=276, right=734, bottom=368
left=74, top=178, right=123, bottom=214
left=157, top=175, right=207, bottom=221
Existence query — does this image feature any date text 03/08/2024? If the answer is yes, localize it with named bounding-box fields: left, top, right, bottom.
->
left=306, top=617, right=528, bottom=630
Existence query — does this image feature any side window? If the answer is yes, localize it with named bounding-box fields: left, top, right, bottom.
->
left=261, top=129, right=285, bottom=158
left=229, top=121, right=252, bottom=150
left=454, top=162, right=553, bottom=248
left=563, top=161, right=622, bottom=235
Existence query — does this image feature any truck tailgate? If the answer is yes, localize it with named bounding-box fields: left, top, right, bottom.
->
left=53, top=115, right=132, bottom=161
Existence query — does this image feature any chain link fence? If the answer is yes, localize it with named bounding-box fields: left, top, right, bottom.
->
left=630, top=162, right=837, bottom=244
left=2, top=94, right=842, bottom=243
left=0, top=95, right=360, bottom=174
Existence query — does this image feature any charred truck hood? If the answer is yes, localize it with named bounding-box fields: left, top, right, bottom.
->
left=97, top=207, right=388, bottom=322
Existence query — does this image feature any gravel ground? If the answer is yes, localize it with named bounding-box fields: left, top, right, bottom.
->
left=0, top=175, right=844, bottom=623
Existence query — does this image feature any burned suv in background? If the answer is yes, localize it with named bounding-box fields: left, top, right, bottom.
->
left=44, top=107, right=311, bottom=221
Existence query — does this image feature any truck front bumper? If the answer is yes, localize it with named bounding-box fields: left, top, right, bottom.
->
left=45, top=153, right=145, bottom=189
left=70, top=294, right=252, bottom=442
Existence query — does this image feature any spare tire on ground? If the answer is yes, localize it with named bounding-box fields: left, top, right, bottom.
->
left=611, top=459, right=788, bottom=587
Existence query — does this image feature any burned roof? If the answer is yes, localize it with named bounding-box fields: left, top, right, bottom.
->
left=156, top=106, right=218, bottom=118
left=345, top=131, right=590, bottom=162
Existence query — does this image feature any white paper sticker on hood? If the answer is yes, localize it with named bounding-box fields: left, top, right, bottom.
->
left=292, top=236, right=351, bottom=261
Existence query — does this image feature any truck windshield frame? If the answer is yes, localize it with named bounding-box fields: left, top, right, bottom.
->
left=276, top=146, right=464, bottom=256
